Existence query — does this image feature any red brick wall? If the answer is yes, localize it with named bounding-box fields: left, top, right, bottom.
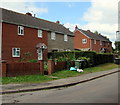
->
left=74, top=30, right=90, bottom=50
left=91, top=39, right=112, bottom=52
left=54, top=61, right=67, bottom=71
left=74, top=30, right=112, bottom=53
left=2, top=23, right=48, bottom=62
left=91, top=39, right=100, bottom=52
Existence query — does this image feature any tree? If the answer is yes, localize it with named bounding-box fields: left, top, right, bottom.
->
left=114, top=41, right=120, bottom=52
left=94, top=31, right=99, bottom=35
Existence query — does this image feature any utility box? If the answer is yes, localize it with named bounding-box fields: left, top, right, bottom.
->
left=114, top=58, right=120, bottom=65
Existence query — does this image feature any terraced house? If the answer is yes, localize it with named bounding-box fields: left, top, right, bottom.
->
left=0, top=8, right=74, bottom=62
left=74, top=26, right=112, bottom=53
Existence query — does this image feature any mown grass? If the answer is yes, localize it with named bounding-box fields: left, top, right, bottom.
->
left=2, top=75, right=56, bottom=84
left=52, top=63, right=118, bottom=78
left=1, top=63, right=118, bottom=84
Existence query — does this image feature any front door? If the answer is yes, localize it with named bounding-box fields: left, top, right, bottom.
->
left=38, top=49, right=43, bottom=60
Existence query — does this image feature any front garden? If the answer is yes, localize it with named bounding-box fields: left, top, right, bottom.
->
left=1, top=51, right=118, bottom=84
left=1, top=63, right=118, bottom=84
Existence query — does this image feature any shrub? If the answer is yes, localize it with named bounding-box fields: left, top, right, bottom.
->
left=48, top=51, right=96, bottom=66
left=28, top=59, right=38, bottom=63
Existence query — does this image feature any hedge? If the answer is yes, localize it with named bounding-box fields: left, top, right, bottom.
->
left=48, top=51, right=114, bottom=66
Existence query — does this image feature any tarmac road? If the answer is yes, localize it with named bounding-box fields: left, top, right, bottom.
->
left=3, top=72, right=118, bottom=103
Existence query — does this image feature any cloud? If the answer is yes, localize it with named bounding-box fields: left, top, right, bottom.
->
left=64, top=0, right=119, bottom=48
left=0, top=2, right=48, bottom=15
left=83, top=0, right=118, bottom=24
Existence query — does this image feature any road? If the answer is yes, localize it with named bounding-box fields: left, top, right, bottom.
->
left=2, top=72, right=118, bottom=103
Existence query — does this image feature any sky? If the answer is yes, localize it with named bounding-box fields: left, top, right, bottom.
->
left=0, top=0, right=119, bottom=48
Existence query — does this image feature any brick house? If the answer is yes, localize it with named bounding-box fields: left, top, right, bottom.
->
left=0, top=8, right=73, bottom=62
left=48, top=21, right=74, bottom=52
left=74, top=26, right=112, bottom=53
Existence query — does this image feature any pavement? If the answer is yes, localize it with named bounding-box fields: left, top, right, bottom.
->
left=1, top=68, right=119, bottom=94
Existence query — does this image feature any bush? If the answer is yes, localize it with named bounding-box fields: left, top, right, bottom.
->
left=48, top=51, right=114, bottom=66
left=28, top=59, right=38, bottom=63
left=48, top=51, right=96, bottom=66
left=94, top=53, right=114, bottom=65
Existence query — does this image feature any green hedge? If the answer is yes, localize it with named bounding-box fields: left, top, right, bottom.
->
left=48, top=51, right=114, bottom=66
left=94, top=53, right=114, bottom=65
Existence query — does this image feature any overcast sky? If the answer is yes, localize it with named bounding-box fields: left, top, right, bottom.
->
left=0, top=0, right=119, bottom=48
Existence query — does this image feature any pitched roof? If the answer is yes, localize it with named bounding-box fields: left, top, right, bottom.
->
left=1, top=8, right=73, bottom=36
left=78, top=29, right=111, bottom=42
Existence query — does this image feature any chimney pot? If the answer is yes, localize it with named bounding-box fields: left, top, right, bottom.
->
left=56, top=21, right=60, bottom=24
left=87, top=30, right=91, bottom=32
left=26, top=12, right=32, bottom=16
left=75, top=25, right=78, bottom=30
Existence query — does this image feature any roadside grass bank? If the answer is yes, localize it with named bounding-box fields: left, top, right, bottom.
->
left=1, top=63, right=118, bottom=84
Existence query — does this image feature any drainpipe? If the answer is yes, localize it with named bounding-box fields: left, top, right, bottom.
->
left=90, top=39, right=92, bottom=51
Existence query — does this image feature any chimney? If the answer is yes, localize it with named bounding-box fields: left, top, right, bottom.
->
left=26, top=12, right=32, bottom=16
left=56, top=21, right=60, bottom=24
left=75, top=25, right=78, bottom=30
left=87, top=30, right=91, bottom=32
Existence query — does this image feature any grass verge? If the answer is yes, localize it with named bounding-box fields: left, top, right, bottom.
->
left=2, top=75, right=56, bottom=84
left=1, top=63, right=118, bottom=84
left=52, top=63, right=118, bottom=78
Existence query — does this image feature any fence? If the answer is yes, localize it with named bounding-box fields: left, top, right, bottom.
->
left=0, top=60, right=44, bottom=77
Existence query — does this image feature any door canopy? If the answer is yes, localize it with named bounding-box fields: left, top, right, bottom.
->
left=36, top=43, right=47, bottom=50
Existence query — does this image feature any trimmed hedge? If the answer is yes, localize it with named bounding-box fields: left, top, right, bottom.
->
left=94, top=53, right=114, bottom=65
left=48, top=51, right=114, bottom=66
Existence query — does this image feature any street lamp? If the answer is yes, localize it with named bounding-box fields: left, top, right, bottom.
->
left=116, top=31, right=120, bottom=53
left=116, top=31, right=120, bottom=41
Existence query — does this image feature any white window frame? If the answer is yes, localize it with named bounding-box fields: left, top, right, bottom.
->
left=82, top=39, right=87, bottom=44
left=51, top=32, right=56, bottom=40
left=12, top=48, right=20, bottom=57
left=94, top=40, right=96, bottom=44
left=38, top=29, right=42, bottom=38
left=108, top=42, right=110, bottom=46
left=64, top=34, right=68, bottom=42
left=18, top=26, right=24, bottom=35
left=100, top=41, right=102, bottom=45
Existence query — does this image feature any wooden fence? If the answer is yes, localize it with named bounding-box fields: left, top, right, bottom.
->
left=0, top=60, right=44, bottom=77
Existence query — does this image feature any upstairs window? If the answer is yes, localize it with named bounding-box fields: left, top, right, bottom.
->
left=108, top=42, right=110, bottom=47
left=82, top=39, right=87, bottom=44
left=94, top=40, right=96, bottom=44
left=38, top=30, right=42, bottom=38
left=12, top=48, right=20, bottom=57
left=51, top=32, right=56, bottom=40
left=18, top=26, right=24, bottom=35
left=64, top=34, right=68, bottom=41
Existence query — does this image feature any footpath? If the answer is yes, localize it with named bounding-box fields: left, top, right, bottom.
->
left=1, top=68, right=119, bottom=94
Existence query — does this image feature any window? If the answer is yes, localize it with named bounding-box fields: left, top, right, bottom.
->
left=82, top=39, right=87, bottom=44
left=12, top=48, right=20, bottom=57
left=38, top=30, right=42, bottom=38
left=51, top=32, right=56, bottom=40
left=64, top=34, right=68, bottom=41
left=100, top=41, right=102, bottom=45
left=94, top=40, right=96, bottom=44
left=18, top=26, right=24, bottom=35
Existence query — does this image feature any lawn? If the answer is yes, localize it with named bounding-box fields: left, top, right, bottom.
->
left=1, top=63, right=118, bottom=84
left=52, top=63, right=118, bottom=78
